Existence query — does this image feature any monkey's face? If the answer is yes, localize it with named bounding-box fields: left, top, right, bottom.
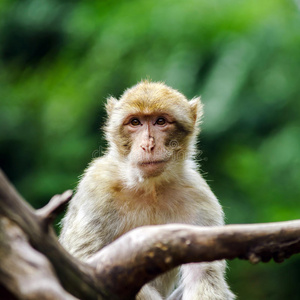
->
left=122, top=113, right=180, bottom=177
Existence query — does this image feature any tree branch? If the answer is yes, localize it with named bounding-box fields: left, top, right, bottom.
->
left=0, top=169, right=107, bottom=300
left=0, top=217, right=77, bottom=300
left=36, top=190, right=73, bottom=230
left=1, top=168, right=300, bottom=300
left=89, top=220, right=300, bottom=298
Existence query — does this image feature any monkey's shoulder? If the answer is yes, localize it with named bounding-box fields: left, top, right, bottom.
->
left=84, top=155, right=121, bottom=179
left=182, top=164, right=215, bottom=194
left=75, top=156, right=120, bottom=198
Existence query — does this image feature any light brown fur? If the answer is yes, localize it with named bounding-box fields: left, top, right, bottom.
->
left=60, top=80, right=235, bottom=300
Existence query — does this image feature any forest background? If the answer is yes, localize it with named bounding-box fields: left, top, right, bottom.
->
left=1, top=0, right=300, bottom=299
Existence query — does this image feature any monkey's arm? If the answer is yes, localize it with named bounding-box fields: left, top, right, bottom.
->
left=59, top=159, right=121, bottom=261
left=173, top=174, right=235, bottom=300
left=59, top=197, right=115, bottom=260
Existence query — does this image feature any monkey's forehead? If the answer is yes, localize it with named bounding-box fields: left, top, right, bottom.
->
left=119, top=97, right=190, bottom=113
left=113, top=98, right=194, bottom=128
left=118, top=83, right=191, bottom=114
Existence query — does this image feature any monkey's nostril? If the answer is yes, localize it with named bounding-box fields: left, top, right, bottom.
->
left=140, top=143, right=155, bottom=152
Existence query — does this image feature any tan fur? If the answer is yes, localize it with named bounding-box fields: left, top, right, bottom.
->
left=59, top=81, right=235, bottom=300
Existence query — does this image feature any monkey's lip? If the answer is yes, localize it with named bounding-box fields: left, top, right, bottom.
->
left=139, top=160, right=167, bottom=166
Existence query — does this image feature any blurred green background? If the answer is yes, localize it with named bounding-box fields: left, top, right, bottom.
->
left=1, top=0, right=300, bottom=299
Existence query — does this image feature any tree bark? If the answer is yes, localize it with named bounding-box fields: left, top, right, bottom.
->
left=1, top=168, right=300, bottom=300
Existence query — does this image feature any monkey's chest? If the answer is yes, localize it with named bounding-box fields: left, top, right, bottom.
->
left=112, top=189, right=195, bottom=234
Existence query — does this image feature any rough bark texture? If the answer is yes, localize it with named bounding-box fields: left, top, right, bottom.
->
left=0, top=168, right=300, bottom=300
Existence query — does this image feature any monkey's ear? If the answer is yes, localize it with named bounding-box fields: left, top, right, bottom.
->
left=105, top=96, right=118, bottom=116
left=189, top=97, right=203, bottom=124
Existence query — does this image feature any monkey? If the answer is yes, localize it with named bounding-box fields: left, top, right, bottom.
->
left=59, top=80, right=235, bottom=300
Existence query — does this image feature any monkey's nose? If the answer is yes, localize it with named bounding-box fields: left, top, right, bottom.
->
left=140, top=137, right=155, bottom=152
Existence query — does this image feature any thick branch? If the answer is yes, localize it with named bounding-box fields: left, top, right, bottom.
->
left=89, top=220, right=300, bottom=298
left=0, top=217, right=76, bottom=300
left=0, top=170, right=108, bottom=300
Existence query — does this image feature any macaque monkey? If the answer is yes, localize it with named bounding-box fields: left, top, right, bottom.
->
left=59, top=80, right=235, bottom=300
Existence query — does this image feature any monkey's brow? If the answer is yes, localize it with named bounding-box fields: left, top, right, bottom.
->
left=123, top=112, right=174, bottom=123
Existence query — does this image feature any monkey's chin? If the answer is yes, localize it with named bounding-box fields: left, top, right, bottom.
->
left=138, top=161, right=167, bottom=177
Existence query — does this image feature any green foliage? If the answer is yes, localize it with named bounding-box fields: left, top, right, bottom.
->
left=1, top=0, right=300, bottom=298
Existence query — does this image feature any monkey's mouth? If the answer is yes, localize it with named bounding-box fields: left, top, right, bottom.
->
left=139, top=160, right=167, bottom=166
left=138, top=160, right=168, bottom=176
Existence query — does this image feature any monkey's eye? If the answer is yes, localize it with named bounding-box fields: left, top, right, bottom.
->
left=130, top=118, right=141, bottom=126
left=155, top=117, right=166, bottom=126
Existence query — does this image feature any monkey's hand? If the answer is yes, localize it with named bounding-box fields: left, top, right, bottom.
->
left=136, top=284, right=163, bottom=300
left=180, top=261, right=236, bottom=300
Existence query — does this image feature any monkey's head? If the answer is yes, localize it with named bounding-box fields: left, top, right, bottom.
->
left=105, top=80, right=203, bottom=179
